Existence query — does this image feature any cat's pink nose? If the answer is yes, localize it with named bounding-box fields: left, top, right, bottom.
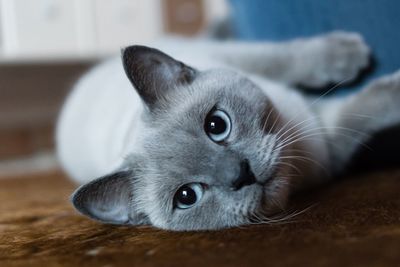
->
left=231, top=160, right=256, bottom=191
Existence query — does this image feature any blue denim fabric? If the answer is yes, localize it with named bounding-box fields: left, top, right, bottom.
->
left=229, top=0, right=400, bottom=94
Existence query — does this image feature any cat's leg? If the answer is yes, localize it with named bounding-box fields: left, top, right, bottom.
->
left=212, top=32, right=370, bottom=89
left=318, top=70, right=400, bottom=174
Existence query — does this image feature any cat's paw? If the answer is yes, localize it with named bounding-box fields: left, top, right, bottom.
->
left=342, top=70, right=400, bottom=128
left=361, top=70, right=400, bottom=98
left=367, top=70, right=400, bottom=90
left=301, top=31, right=370, bottom=88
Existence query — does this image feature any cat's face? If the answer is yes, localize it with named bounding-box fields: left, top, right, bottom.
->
left=72, top=46, right=293, bottom=230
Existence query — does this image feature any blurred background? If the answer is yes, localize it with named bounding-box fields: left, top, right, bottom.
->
left=0, top=0, right=229, bottom=176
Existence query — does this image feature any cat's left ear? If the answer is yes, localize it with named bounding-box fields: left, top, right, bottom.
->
left=71, top=170, right=148, bottom=225
left=122, top=45, right=197, bottom=109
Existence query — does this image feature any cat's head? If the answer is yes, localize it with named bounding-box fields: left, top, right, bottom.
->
left=72, top=46, right=295, bottom=231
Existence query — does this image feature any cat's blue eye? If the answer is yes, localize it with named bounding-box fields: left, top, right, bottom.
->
left=204, top=109, right=231, bottom=143
left=174, top=183, right=204, bottom=209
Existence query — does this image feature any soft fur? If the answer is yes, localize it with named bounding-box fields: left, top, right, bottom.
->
left=56, top=32, right=400, bottom=230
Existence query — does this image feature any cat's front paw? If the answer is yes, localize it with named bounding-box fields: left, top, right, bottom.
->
left=302, top=31, right=371, bottom=88
left=360, top=70, right=400, bottom=98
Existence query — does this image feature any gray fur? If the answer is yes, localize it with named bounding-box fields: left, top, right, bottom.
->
left=69, top=32, right=400, bottom=231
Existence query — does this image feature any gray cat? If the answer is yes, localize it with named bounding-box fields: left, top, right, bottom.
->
left=57, top=32, right=400, bottom=230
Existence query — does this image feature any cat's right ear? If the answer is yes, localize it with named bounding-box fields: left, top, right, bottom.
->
left=71, top=170, right=149, bottom=225
left=122, top=45, right=197, bottom=109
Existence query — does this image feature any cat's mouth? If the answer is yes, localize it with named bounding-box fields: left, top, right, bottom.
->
left=232, top=168, right=277, bottom=192
left=230, top=158, right=278, bottom=192
left=231, top=159, right=278, bottom=190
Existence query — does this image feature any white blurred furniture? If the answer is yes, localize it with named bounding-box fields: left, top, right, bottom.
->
left=0, top=0, right=228, bottom=62
left=0, top=0, right=163, bottom=61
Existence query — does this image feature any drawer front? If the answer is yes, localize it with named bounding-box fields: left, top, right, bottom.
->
left=1, top=0, right=81, bottom=57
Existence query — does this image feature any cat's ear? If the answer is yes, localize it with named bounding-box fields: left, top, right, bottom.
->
left=71, top=170, right=148, bottom=225
left=122, top=45, right=197, bottom=108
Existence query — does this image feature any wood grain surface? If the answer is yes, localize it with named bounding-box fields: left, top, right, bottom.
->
left=0, top=170, right=399, bottom=267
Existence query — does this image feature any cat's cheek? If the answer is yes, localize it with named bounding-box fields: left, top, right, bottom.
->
left=262, top=177, right=291, bottom=213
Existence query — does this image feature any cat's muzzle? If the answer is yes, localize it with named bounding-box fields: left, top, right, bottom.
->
left=231, top=160, right=257, bottom=191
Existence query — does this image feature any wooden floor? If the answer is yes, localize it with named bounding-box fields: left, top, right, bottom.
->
left=0, top=169, right=399, bottom=267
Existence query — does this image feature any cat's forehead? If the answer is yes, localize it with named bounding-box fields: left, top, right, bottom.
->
left=151, top=70, right=264, bottom=119
left=141, top=69, right=270, bottom=147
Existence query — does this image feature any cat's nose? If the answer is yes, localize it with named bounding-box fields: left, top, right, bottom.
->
left=231, top=160, right=256, bottom=191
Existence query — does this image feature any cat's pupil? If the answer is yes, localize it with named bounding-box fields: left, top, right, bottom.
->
left=177, top=185, right=197, bottom=205
left=207, top=116, right=226, bottom=134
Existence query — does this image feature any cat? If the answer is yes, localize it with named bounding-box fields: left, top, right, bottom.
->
left=57, top=32, right=400, bottom=231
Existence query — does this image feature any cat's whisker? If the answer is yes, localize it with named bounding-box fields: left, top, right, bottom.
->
left=284, top=148, right=315, bottom=156
left=265, top=77, right=351, bottom=144
left=273, top=114, right=326, bottom=150
left=270, top=110, right=373, bottom=153
left=268, top=109, right=283, bottom=135
left=269, top=204, right=316, bottom=223
left=307, top=77, right=353, bottom=108
left=275, top=110, right=373, bottom=146
left=274, top=114, right=320, bottom=143
left=279, top=155, right=330, bottom=176
left=275, top=123, right=320, bottom=151
left=337, top=112, right=377, bottom=120
left=275, top=131, right=370, bottom=153
left=248, top=204, right=315, bottom=226
left=261, top=106, right=275, bottom=133
left=275, top=123, right=371, bottom=151
left=276, top=116, right=370, bottom=149
left=272, top=161, right=303, bottom=176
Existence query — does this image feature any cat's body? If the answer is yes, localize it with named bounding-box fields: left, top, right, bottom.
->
left=57, top=32, right=400, bottom=230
